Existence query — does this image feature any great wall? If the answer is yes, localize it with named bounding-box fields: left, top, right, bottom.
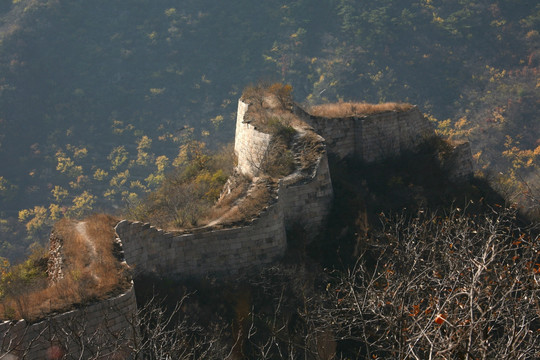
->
left=0, top=91, right=473, bottom=358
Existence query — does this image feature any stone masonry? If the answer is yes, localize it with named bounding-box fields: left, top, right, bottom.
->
left=0, top=285, right=137, bottom=358
left=0, top=97, right=474, bottom=358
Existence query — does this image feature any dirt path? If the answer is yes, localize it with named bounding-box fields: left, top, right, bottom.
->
left=75, top=221, right=100, bottom=284
left=75, top=221, right=97, bottom=258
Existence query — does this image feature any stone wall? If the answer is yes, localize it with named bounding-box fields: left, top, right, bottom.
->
left=306, top=107, right=434, bottom=162
left=445, top=142, right=474, bottom=181
left=278, top=153, right=333, bottom=237
left=0, top=285, right=137, bottom=359
left=0, top=97, right=474, bottom=358
left=46, top=230, right=63, bottom=283
left=234, top=100, right=272, bottom=177
left=115, top=200, right=286, bottom=277
left=357, top=108, right=434, bottom=162
left=306, top=116, right=356, bottom=159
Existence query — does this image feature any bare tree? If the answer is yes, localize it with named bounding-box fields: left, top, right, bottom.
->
left=315, top=206, right=540, bottom=359
left=4, top=206, right=538, bottom=359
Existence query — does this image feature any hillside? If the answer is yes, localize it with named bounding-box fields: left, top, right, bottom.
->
left=0, top=0, right=538, bottom=263
left=1, top=85, right=538, bottom=358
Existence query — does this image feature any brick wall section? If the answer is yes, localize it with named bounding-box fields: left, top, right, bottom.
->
left=307, top=116, right=356, bottom=159
left=46, top=230, right=63, bottom=282
left=1, top=99, right=474, bottom=357
left=445, top=142, right=474, bottom=181
left=0, top=285, right=137, bottom=359
left=278, top=153, right=333, bottom=236
left=115, top=200, right=287, bottom=277
left=234, top=100, right=272, bottom=177
left=306, top=107, right=435, bottom=162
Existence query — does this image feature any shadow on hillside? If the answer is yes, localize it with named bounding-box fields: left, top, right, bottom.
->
left=308, top=139, right=508, bottom=268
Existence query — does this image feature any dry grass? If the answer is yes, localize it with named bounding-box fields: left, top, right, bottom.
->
left=241, top=83, right=298, bottom=133
left=202, top=173, right=251, bottom=224
left=295, top=131, right=325, bottom=173
left=0, top=214, right=128, bottom=322
left=217, top=178, right=277, bottom=225
left=308, top=102, right=414, bottom=118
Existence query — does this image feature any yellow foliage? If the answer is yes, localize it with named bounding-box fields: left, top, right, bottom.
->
left=18, top=208, right=32, bottom=222
left=67, top=144, right=88, bottom=159
left=210, top=115, right=224, bottom=129
left=137, top=135, right=152, bottom=151
left=93, top=168, right=108, bottom=181
left=19, top=206, right=48, bottom=234
left=173, top=140, right=206, bottom=168
left=130, top=180, right=147, bottom=191
left=55, top=150, right=83, bottom=178
left=149, top=88, right=165, bottom=95
left=432, top=14, right=444, bottom=24
left=526, top=30, right=539, bottom=39
left=49, top=204, right=63, bottom=221
left=145, top=173, right=165, bottom=188
left=108, top=146, right=129, bottom=170
left=68, top=191, right=95, bottom=218
left=103, top=188, right=116, bottom=200
left=0, top=257, right=9, bottom=279
left=69, top=175, right=89, bottom=190
left=0, top=177, right=7, bottom=192
left=155, top=155, right=169, bottom=173
left=52, top=185, right=68, bottom=202
left=164, top=8, right=176, bottom=16
left=111, top=119, right=134, bottom=134
left=454, top=116, right=468, bottom=129
left=110, top=170, right=130, bottom=188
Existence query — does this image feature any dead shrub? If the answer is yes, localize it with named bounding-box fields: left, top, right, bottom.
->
left=295, top=131, right=325, bottom=173
left=241, top=83, right=296, bottom=131
left=263, top=141, right=296, bottom=178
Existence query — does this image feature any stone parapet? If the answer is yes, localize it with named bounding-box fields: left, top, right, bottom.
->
left=0, top=284, right=137, bottom=359
left=234, top=100, right=272, bottom=177
left=306, top=107, right=435, bottom=162
left=115, top=199, right=287, bottom=278
left=278, top=152, right=333, bottom=237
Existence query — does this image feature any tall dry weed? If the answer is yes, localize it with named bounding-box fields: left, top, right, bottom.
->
left=309, top=102, right=413, bottom=118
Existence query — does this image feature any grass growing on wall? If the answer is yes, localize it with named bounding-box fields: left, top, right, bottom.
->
left=0, top=214, right=128, bottom=321
left=308, top=102, right=413, bottom=118
left=125, top=143, right=235, bottom=229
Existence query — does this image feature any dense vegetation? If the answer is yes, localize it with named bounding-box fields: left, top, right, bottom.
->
left=0, top=0, right=538, bottom=264
left=0, top=0, right=538, bottom=354
left=124, top=145, right=538, bottom=359
left=7, top=148, right=537, bottom=359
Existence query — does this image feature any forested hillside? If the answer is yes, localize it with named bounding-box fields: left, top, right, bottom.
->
left=0, top=0, right=538, bottom=262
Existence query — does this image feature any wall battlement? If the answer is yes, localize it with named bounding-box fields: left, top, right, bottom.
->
left=116, top=99, right=334, bottom=277
left=306, top=107, right=434, bottom=162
